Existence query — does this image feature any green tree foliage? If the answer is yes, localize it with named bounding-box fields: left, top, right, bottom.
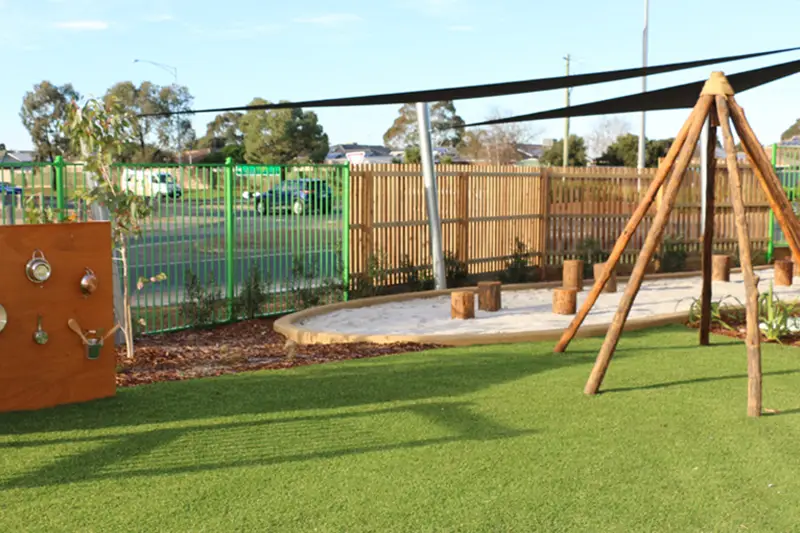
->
left=595, top=134, right=675, bottom=167
left=198, top=112, right=243, bottom=149
left=240, top=98, right=329, bottom=164
left=383, top=101, right=465, bottom=150
left=540, top=135, right=588, bottom=167
left=19, top=81, right=81, bottom=162
left=782, top=119, right=800, bottom=141
left=203, top=144, right=246, bottom=164
left=404, top=146, right=421, bottom=163
left=104, top=81, right=195, bottom=162
left=64, top=97, right=159, bottom=359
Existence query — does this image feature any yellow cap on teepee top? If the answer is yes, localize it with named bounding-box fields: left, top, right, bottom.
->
left=700, top=71, right=734, bottom=96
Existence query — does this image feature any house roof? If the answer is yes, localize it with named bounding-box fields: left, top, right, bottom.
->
left=330, top=143, right=392, bottom=156
left=0, top=150, right=35, bottom=163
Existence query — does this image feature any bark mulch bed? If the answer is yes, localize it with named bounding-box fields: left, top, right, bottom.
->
left=116, top=319, right=441, bottom=388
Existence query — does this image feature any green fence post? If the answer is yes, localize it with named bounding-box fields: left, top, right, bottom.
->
left=54, top=156, right=66, bottom=221
left=224, top=157, right=236, bottom=320
left=341, top=163, right=351, bottom=301
left=767, top=144, right=778, bottom=263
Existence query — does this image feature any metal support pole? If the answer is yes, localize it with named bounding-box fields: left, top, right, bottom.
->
left=700, top=116, right=710, bottom=234
left=416, top=102, right=447, bottom=290
left=563, top=54, right=571, bottom=167
left=224, top=157, right=236, bottom=319
left=341, top=162, right=351, bottom=301
left=54, top=155, right=66, bottom=221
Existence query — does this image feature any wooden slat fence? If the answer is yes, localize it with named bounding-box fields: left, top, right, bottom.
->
left=349, top=164, right=771, bottom=282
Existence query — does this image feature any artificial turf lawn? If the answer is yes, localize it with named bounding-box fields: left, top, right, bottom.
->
left=2, top=325, right=800, bottom=532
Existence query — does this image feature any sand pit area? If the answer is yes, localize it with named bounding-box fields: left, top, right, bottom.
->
left=275, top=267, right=800, bottom=346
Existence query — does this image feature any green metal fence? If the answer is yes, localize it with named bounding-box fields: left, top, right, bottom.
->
left=767, top=144, right=800, bottom=262
left=1, top=159, right=350, bottom=334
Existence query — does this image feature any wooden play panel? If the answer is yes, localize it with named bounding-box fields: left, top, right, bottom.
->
left=0, top=222, right=116, bottom=413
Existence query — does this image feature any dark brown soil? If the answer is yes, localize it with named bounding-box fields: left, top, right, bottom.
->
left=116, top=318, right=441, bottom=388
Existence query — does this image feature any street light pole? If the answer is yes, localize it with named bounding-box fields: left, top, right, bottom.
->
left=133, top=59, right=182, bottom=163
left=637, top=0, right=649, bottom=171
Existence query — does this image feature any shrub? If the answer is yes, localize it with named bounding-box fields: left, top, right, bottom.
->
left=658, top=236, right=688, bottom=273
left=180, top=269, right=224, bottom=328
left=500, top=238, right=539, bottom=284
left=234, top=265, right=270, bottom=320
left=758, top=281, right=799, bottom=343
left=577, top=238, right=609, bottom=278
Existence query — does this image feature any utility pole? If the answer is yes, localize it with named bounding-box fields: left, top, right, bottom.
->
left=637, top=0, right=649, bottom=171
left=563, top=54, right=571, bottom=167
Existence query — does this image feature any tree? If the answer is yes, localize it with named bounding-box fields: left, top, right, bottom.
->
left=586, top=116, right=631, bottom=159
left=541, top=135, right=588, bottom=167
left=455, top=109, right=541, bottom=164
left=595, top=134, right=675, bottom=167
left=199, top=112, right=243, bottom=149
left=64, top=97, right=165, bottom=359
left=20, top=81, right=81, bottom=162
left=240, top=98, right=329, bottom=164
left=782, top=119, right=800, bottom=141
left=104, top=81, right=195, bottom=162
left=383, top=101, right=465, bottom=150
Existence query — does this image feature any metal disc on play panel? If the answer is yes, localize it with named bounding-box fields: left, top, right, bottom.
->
left=0, top=304, right=6, bottom=333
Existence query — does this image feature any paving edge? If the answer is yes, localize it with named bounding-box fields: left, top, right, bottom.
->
left=273, top=265, right=773, bottom=346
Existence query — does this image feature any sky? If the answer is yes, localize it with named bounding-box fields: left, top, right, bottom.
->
left=2, top=0, right=800, bottom=154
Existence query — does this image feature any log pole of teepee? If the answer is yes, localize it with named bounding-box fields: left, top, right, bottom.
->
left=717, top=95, right=762, bottom=417
left=728, top=97, right=800, bottom=264
left=700, top=105, right=718, bottom=346
left=553, top=98, right=709, bottom=354
left=583, top=94, right=714, bottom=395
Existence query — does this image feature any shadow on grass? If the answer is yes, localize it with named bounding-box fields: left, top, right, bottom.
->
left=0, top=347, right=592, bottom=436
left=602, top=368, right=800, bottom=394
left=0, top=401, right=536, bottom=490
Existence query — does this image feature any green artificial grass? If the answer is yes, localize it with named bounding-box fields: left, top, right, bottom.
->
left=2, top=326, right=800, bottom=532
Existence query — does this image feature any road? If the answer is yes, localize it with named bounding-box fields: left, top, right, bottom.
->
left=127, top=200, right=345, bottom=305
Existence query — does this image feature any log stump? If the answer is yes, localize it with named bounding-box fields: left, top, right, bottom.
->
left=553, top=288, right=577, bottom=315
left=477, top=281, right=502, bottom=312
left=712, top=254, right=731, bottom=282
left=563, top=260, right=584, bottom=291
left=775, top=260, right=794, bottom=287
left=451, top=290, right=475, bottom=319
left=593, top=262, right=617, bottom=293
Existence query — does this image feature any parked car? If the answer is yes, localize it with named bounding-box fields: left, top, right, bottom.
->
left=0, top=182, right=23, bottom=196
left=120, top=169, right=183, bottom=199
left=253, top=179, right=333, bottom=216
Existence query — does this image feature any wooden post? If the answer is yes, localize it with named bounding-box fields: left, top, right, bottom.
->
left=728, top=97, right=800, bottom=266
left=553, top=288, right=577, bottom=315
left=456, top=172, right=469, bottom=267
left=451, top=291, right=475, bottom=319
left=700, top=115, right=718, bottom=346
left=554, top=96, right=712, bottom=353
left=584, top=95, right=713, bottom=395
left=477, top=281, right=502, bottom=312
left=361, top=170, right=374, bottom=277
left=775, top=260, right=793, bottom=286
left=563, top=260, right=584, bottom=291
left=717, top=95, right=762, bottom=418
left=593, top=262, right=617, bottom=293
left=539, top=168, right=550, bottom=279
left=711, top=254, right=731, bottom=282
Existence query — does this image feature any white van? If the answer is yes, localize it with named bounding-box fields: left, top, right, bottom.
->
left=121, top=169, right=183, bottom=199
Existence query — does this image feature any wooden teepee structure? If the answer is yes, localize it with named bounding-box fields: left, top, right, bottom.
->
left=553, top=71, right=800, bottom=417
